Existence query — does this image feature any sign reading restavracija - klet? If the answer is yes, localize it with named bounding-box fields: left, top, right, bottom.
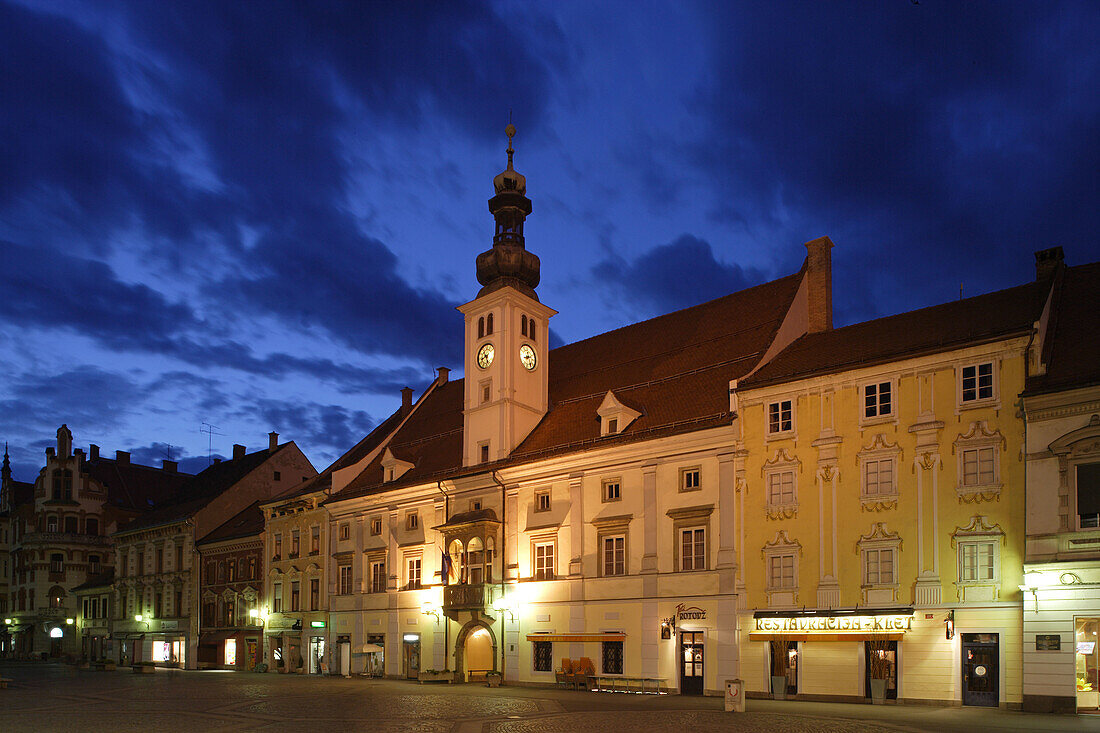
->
left=754, top=614, right=913, bottom=633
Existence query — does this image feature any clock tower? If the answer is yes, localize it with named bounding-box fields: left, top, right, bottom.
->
left=459, top=125, right=556, bottom=467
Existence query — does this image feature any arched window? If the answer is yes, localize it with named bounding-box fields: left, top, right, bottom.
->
left=478, top=317, right=485, bottom=339
left=467, top=537, right=485, bottom=584
left=521, top=315, right=528, bottom=337
left=448, top=540, right=464, bottom=584
left=486, top=313, right=494, bottom=335
left=51, top=470, right=62, bottom=500
left=529, top=318, right=536, bottom=343
left=47, top=514, right=58, bottom=532
left=49, top=585, right=65, bottom=608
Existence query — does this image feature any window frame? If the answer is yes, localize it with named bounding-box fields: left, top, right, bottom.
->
left=767, top=399, right=794, bottom=437
left=534, top=489, right=551, bottom=513
left=337, top=564, right=352, bottom=595
left=860, top=379, right=897, bottom=424
left=369, top=560, right=386, bottom=594
left=957, top=360, right=998, bottom=408
left=602, top=478, right=622, bottom=503
left=680, top=467, right=701, bottom=493
left=679, top=527, right=706, bottom=572
left=532, top=639, right=553, bottom=672
left=957, top=540, right=998, bottom=584
left=369, top=517, right=383, bottom=536
left=406, top=556, right=422, bottom=590
left=406, top=511, right=419, bottom=531
left=601, top=534, right=626, bottom=577
left=533, top=540, right=556, bottom=581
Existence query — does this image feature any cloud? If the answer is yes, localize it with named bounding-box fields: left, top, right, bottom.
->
left=245, top=399, right=378, bottom=465
left=592, top=234, right=769, bottom=315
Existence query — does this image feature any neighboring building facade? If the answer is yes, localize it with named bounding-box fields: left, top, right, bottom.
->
left=72, top=570, right=114, bottom=662
left=111, top=433, right=316, bottom=668
left=195, top=502, right=265, bottom=669
left=1020, top=255, right=1100, bottom=712
left=1, top=445, right=35, bottom=656
left=4, top=427, right=188, bottom=659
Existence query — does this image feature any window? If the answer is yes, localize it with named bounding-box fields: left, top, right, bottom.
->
left=521, top=314, right=527, bottom=336
left=1079, top=463, right=1100, bottom=528
left=338, top=564, right=352, bottom=595
left=863, top=458, right=895, bottom=497
left=767, top=471, right=795, bottom=505
left=864, top=382, right=892, bottom=419
left=470, top=499, right=482, bottom=511
left=961, top=362, right=994, bottom=403
left=340, top=523, right=350, bottom=540
left=607, top=418, right=618, bottom=434
left=138, top=552, right=145, bottom=576
left=534, top=542, right=555, bottom=581
left=290, top=530, right=300, bottom=557
left=155, top=548, right=164, bottom=573
left=50, top=553, right=64, bottom=574
left=478, top=316, right=485, bottom=339
left=248, top=557, right=256, bottom=579
left=680, top=528, right=705, bottom=571
left=370, top=561, right=386, bottom=594
left=958, top=542, right=995, bottom=582
left=768, top=400, right=793, bottom=434
left=680, top=468, right=701, bottom=492
left=407, top=557, right=422, bottom=590
left=481, top=380, right=491, bottom=404
left=962, top=447, right=995, bottom=486
left=310, top=578, right=319, bottom=610
left=603, top=479, right=621, bottom=502
left=64, top=516, right=78, bottom=533
left=602, top=536, right=625, bottom=576
left=225, top=600, right=235, bottom=627
left=310, top=525, right=320, bottom=554
left=227, top=561, right=236, bottom=582
left=89, top=554, right=100, bottom=573
left=86, top=517, right=99, bottom=535
left=486, top=312, right=494, bottom=335
left=862, top=548, right=896, bottom=586
left=290, top=581, right=300, bottom=611
left=370, top=517, right=382, bottom=536
left=176, top=545, right=183, bottom=570
left=602, top=640, right=624, bottom=674
left=529, top=318, right=536, bottom=343
left=768, top=554, right=796, bottom=590
left=533, top=640, right=552, bottom=672
left=535, top=490, right=551, bottom=513
left=273, top=533, right=282, bottom=560
left=406, top=512, right=419, bottom=531
left=47, top=515, right=58, bottom=532
left=273, top=582, right=283, bottom=612
left=480, top=443, right=490, bottom=464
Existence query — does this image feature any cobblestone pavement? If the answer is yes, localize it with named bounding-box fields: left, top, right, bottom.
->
left=2, top=662, right=1099, bottom=733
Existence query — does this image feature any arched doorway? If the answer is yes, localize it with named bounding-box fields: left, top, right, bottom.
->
left=455, top=621, right=496, bottom=682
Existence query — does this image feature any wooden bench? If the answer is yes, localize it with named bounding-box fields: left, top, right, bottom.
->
left=590, top=676, right=664, bottom=694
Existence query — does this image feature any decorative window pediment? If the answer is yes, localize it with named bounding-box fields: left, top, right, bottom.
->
left=597, top=390, right=642, bottom=436
left=857, top=522, right=902, bottom=605
left=762, top=530, right=801, bottom=608
left=952, top=421, right=1006, bottom=503
left=952, top=515, right=1005, bottom=601
left=381, top=448, right=414, bottom=483
left=762, top=449, right=800, bottom=519
left=858, top=434, right=901, bottom=512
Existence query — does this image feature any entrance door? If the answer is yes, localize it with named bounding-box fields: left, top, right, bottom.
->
left=680, top=631, right=704, bottom=695
left=403, top=640, right=420, bottom=679
left=864, top=640, right=898, bottom=699
left=309, top=636, right=325, bottom=674
left=338, top=639, right=351, bottom=677
left=961, top=633, right=999, bottom=707
left=247, top=639, right=258, bottom=669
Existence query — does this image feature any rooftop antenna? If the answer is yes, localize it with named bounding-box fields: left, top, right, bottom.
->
left=162, top=444, right=174, bottom=462
left=199, top=422, right=224, bottom=466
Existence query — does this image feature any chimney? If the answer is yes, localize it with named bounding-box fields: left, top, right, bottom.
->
left=115, top=450, right=130, bottom=464
left=805, top=236, right=834, bottom=333
left=1035, top=246, right=1065, bottom=280
left=233, top=444, right=246, bottom=460
left=74, top=448, right=85, bottom=465
left=401, top=387, right=413, bottom=410
left=90, top=444, right=100, bottom=460
left=436, top=367, right=450, bottom=384
left=46, top=447, right=55, bottom=458
left=162, top=459, right=178, bottom=473
left=213, top=457, right=222, bottom=464
left=268, top=431, right=279, bottom=451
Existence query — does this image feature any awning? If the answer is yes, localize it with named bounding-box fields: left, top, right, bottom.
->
left=354, top=643, right=384, bottom=654
left=748, top=632, right=905, bottom=643
left=5, top=625, right=31, bottom=634
left=525, top=633, right=626, bottom=643
left=752, top=607, right=914, bottom=618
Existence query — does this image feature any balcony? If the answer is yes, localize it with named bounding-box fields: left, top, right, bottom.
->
left=443, top=583, right=492, bottom=612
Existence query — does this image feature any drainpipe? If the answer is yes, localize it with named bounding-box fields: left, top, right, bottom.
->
left=491, top=471, right=506, bottom=681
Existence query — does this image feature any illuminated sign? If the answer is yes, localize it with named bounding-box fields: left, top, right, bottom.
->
left=225, top=638, right=237, bottom=664
left=310, top=621, right=326, bottom=628
left=754, top=614, right=913, bottom=633
left=676, top=603, right=707, bottom=621
left=49, top=627, right=63, bottom=638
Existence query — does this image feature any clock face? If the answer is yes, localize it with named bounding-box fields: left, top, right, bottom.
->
left=477, top=343, right=495, bottom=369
left=519, top=344, right=537, bottom=371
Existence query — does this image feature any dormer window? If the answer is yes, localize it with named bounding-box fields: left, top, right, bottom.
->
left=597, top=390, right=642, bottom=436
left=381, top=448, right=414, bottom=483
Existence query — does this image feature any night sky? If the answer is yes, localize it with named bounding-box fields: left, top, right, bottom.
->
left=2, top=1, right=1098, bottom=482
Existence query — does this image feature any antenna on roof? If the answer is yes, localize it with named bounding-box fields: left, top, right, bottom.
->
left=200, top=422, right=224, bottom=466
left=162, top=444, right=174, bottom=462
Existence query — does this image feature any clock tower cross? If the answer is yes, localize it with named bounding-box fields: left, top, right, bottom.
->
left=459, top=125, right=556, bottom=467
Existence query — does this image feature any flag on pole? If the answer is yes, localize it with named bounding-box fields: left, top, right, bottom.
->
left=441, top=548, right=453, bottom=584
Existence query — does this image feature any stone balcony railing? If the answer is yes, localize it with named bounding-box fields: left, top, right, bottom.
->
left=20, top=531, right=112, bottom=547
left=443, top=583, right=492, bottom=612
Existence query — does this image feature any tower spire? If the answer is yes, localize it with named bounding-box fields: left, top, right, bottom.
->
left=476, top=123, right=541, bottom=299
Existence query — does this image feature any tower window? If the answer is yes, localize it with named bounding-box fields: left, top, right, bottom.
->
left=478, top=317, right=485, bottom=339
left=529, top=318, right=536, bottom=342
left=480, top=442, right=490, bottom=464
left=521, top=315, right=528, bottom=337
left=487, top=313, right=494, bottom=335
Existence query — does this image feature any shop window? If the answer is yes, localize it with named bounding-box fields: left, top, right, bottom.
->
left=960, top=362, right=994, bottom=404
left=602, top=535, right=626, bottom=576
left=601, top=640, right=624, bottom=674
left=603, top=479, right=621, bottom=502
left=768, top=400, right=793, bottom=435
left=679, top=528, right=705, bottom=571
left=533, top=640, right=552, bottom=672
left=680, top=467, right=701, bottom=492
left=338, top=565, right=352, bottom=595
left=771, top=640, right=799, bottom=695
left=1077, top=619, right=1099, bottom=707
left=1077, top=463, right=1100, bottom=528
left=533, top=542, right=555, bottom=581
left=369, top=561, right=386, bottom=594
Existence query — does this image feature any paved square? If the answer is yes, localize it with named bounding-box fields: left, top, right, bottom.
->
left=2, top=662, right=1098, bottom=733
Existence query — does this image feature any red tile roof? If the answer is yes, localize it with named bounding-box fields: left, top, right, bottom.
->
left=1024, top=262, right=1100, bottom=396
left=196, top=500, right=264, bottom=545
left=86, top=456, right=192, bottom=512
left=328, top=272, right=803, bottom=502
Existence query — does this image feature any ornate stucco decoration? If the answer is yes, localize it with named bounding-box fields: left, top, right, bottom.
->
left=858, top=434, right=901, bottom=512
left=762, top=530, right=802, bottom=608
left=856, top=522, right=902, bottom=605
left=763, top=448, right=800, bottom=520
left=952, top=421, right=1007, bottom=503
left=951, top=514, right=1006, bottom=602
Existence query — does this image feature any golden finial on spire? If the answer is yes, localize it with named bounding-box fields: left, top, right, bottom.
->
left=505, top=123, right=516, bottom=170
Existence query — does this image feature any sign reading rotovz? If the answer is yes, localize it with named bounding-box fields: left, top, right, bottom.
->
left=755, top=614, right=913, bottom=633
left=676, top=603, right=707, bottom=621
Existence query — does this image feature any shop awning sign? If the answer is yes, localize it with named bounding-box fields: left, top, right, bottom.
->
left=754, top=613, right=913, bottom=633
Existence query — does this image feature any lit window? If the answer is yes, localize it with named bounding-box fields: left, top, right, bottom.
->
left=338, top=564, right=352, bottom=595
left=370, top=561, right=386, bottom=594
left=958, top=542, right=996, bottom=582
left=768, top=400, right=793, bottom=434
left=602, top=536, right=625, bottom=576
left=407, top=557, right=422, bottom=590
left=680, top=528, right=705, bottom=571
left=290, top=530, right=300, bottom=557
left=961, top=363, right=994, bottom=403
left=273, top=582, right=282, bottom=612
left=533, top=542, right=555, bottom=580
left=962, top=447, right=995, bottom=486
left=863, top=459, right=895, bottom=497
left=864, top=382, right=892, bottom=418
left=767, top=471, right=795, bottom=506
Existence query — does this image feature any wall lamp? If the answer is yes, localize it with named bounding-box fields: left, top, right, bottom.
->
left=1019, top=571, right=1044, bottom=613
left=660, top=617, right=676, bottom=639
left=491, top=597, right=520, bottom=622
left=421, top=601, right=441, bottom=623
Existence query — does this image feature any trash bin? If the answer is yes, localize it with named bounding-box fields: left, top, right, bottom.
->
left=724, top=678, right=745, bottom=712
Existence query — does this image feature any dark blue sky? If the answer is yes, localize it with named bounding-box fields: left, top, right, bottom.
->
left=2, top=1, right=1098, bottom=481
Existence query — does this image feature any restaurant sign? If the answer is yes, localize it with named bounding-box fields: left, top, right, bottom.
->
left=676, top=603, right=707, bottom=621
left=754, top=614, right=913, bottom=633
